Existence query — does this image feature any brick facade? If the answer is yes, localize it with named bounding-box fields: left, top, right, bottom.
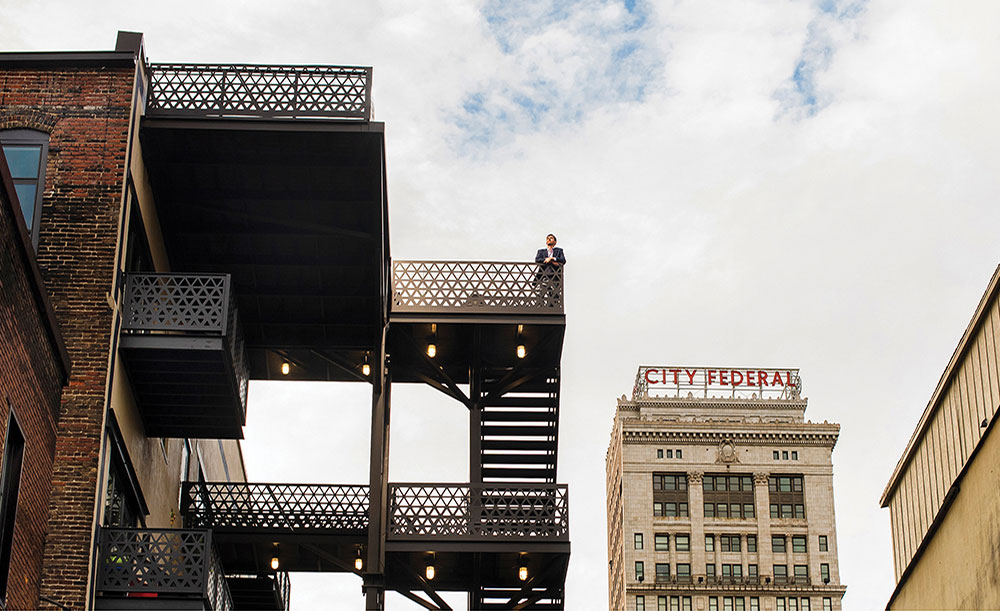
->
left=1, top=65, right=135, bottom=608
left=0, top=149, right=68, bottom=607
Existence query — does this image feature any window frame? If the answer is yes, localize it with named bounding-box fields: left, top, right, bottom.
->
left=1, top=129, right=49, bottom=249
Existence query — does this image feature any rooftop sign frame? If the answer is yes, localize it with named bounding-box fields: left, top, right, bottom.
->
left=632, top=366, right=802, bottom=401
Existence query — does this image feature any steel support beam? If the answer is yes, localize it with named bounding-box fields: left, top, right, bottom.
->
left=365, top=324, right=389, bottom=610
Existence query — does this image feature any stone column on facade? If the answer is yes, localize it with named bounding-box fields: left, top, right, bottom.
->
left=753, top=470, right=773, bottom=608
left=687, top=470, right=705, bottom=582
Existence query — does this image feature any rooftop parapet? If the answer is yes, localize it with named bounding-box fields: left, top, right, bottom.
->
left=146, top=63, right=372, bottom=120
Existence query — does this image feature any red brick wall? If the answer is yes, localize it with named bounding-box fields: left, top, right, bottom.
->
left=0, top=65, right=135, bottom=609
left=0, top=162, right=64, bottom=611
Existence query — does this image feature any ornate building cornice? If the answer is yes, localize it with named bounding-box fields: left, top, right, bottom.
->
left=621, top=427, right=839, bottom=447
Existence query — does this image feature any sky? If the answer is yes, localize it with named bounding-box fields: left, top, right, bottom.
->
left=4, top=0, right=1000, bottom=608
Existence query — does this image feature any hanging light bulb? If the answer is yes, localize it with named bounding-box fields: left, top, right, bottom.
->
left=270, top=544, right=280, bottom=570
left=427, top=343, right=437, bottom=358
left=281, top=361, right=290, bottom=376
left=425, top=552, right=436, bottom=580
left=362, top=363, right=371, bottom=376
left=355, top=548, right=364, bottom=571
left=516, top=344, right=526, bottom=359
left=519, top=564, right=528, bottom=581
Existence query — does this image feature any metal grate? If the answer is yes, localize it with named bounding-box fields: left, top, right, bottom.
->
left=392, top=261, right=564, bottom=314
left=388, top=484, right=569, bottom=541
left=182, top=482, right=370, bottom=532
left=147, top=64, right=372, bottom=120
left=97, top=528, right=233, bottom=610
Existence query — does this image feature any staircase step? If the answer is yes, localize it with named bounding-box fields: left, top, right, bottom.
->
left=482, top=467, right=555, bottom=480
left=481, top=453, right=554, bottom=464
left=481, top=410, right=555, bottom=422
left=483, top=396, right=557, bottom=408
left=482, top=425, right=556, bottom=437
left=482, top=440, right=554, bottom=451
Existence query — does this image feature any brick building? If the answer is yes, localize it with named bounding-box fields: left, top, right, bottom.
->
left=1, top=31, right=571, bottom=610
left=607, top=366, right=846, bottom=611
left=0, top=145, right=70, bottom=608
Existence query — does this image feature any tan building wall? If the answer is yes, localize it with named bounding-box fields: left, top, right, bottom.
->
left=608, top=371, right=847, bottom=611
left=882, top=264, right=1000, bottom=608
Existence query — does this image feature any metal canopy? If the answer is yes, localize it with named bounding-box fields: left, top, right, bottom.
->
left=139, top=117, right=388, bottom=381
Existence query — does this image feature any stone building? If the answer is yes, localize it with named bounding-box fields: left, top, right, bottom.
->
left=607, top=366, right=846, bottom=611
left=880, top=264, right=1000, bottom=609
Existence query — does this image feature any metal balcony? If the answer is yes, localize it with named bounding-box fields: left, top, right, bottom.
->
left=95, top=528, right=232, bottom=611
left=119, top=273, right=249, bottom=439
left=392, top=261, right=564, bottom=316
left=146, top=63, right=372, bottom=120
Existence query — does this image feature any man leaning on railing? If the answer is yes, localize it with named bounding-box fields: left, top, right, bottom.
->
left=534, top=233, right=565, bottom=306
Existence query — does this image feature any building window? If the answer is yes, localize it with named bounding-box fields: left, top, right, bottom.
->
left=748, top=564, right=758, bottom=578
left=772, top=535, right=786, bottom=553
left=818, top=535, right=828, bottom=552
left=0, top=129, right=49, bottom=247
left=703, top=474, right=754, bottom=518
left=635, top=561, right=644, bottom=581
left=721, top=564, right=742, bottom=578
left=681, top=597, right=692, bottom=611
left=0, top=411, right=25, bottom=599
left=782, top=451, right=788, bottom=459
left=773, top=451, right=779, bottom=459
left=705, top=534, right=714, bottom=551
left=675, top=534, right=690, bottom=551
left=657, top=449, right=664, bottom=459
left=636, top=595, right=645, bottom=611
left=655, top=563, right=670, bottom=583
left=747, top=535, right=757, bottom=552
left=635, top=533, right=644, bottom=550
left=720, top=534, right=741, bottom=552
left=658, top=596, right=667, bottom=611
left=792, top=535, right=807, bottom=553
left=793, top=565, right=808, bottom=581
left=676, top=449, right=682, bottom=459
left=774, top=564, right=788, bottom=581
left=709, top=598, right=719, bottom=611
left=706, top=564, right=716, bottom=577
left=655, top=533, right=669, bottom=551
left=822, top=598, right=832, bottom=611
left=801, top=599, right=810, bottom=611
left=653, top=473, right=688, bottom=517
left=750, top=598, right=759, bottom=611
left=665, top=449, right=673, bottom=458
left=777, top=599, right=786, bottom=611
left=768, top=475, right=805, bottom=519
left=676, top=564, right=690, bottom=581
left=789, top=599, right=798, bottom=611
left=791, top=451, right=798, bottom=460
left=821, top=563, right=830, bottom=583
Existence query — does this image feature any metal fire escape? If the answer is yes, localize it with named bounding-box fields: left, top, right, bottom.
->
left=99, top=62, right=569, bottom=610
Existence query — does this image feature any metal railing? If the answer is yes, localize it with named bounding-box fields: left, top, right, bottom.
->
left=388, top=484, right=569, bottom=541
left=96, top=528, right=233, bottom=610
left=392, top=261, right=564, bottom=315
left=182, top=482, right=370, bottom=532
left=122, top=272, right=250, bottom=411
left=147, top=63, right=372, bottom=120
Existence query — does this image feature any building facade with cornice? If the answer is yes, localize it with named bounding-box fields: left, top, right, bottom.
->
left=606, top=366, right=846, bottom=611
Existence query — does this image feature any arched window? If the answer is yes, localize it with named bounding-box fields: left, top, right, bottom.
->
left=0, top=129, right=49, bottom=247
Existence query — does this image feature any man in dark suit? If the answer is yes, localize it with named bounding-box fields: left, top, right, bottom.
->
left=535, top=233, right=566, bottom=270
left=534, top=233, right=565, bottom=306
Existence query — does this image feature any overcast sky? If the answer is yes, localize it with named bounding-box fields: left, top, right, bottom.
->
left=5, top=0, right=1000, bottom=608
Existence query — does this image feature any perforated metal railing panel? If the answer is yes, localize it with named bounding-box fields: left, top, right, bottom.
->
left=388, top=484, right=569, bottom=541
left=147, top=64, right=372, bottom=119
left=97, top=528, right=233, bottom=610
left=392, top=261, right=564, bottom=315
left=182, top=483, right=370, bottom=532
left=123, top=273, right=230, bottom=334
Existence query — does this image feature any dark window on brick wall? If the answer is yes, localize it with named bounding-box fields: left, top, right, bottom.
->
left=0, top=129, right=49, bottom=249
left=0, top=410, right=25, bottom=599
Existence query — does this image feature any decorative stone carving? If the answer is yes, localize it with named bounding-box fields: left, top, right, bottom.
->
left=687, top=471, right=704, bottom=484
left=717, top=439, right=739, bottom=464
left=753, top=472, right=769, bottom=484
